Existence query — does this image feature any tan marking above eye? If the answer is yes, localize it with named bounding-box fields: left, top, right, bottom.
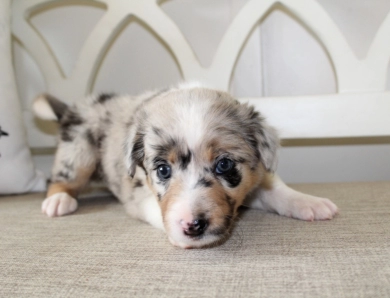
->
left=204, top=140, right=220, bottom=163
left=168, top=150, right=177, bottom=164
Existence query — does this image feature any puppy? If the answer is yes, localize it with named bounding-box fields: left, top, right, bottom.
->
left=33, top=84, right=338, bottom=248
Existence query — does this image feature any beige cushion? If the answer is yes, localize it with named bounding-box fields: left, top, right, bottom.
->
left=1, top=182, right=389, bottom=297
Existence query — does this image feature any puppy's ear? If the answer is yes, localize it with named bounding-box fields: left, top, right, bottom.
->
left=239, top=103, right=279, bottom=172
left=256, top=123, right=279, bottom=172
left=124, top=122, right=145, bottom=178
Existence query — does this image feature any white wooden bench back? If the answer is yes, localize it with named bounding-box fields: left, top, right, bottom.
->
left=12, top=0, right=390, bottom=147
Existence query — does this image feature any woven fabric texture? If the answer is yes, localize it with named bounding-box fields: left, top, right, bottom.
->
left=1, top=182, right=389, bottom=297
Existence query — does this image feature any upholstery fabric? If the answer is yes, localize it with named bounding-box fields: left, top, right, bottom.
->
left=1, top=182, right=389, bottom=297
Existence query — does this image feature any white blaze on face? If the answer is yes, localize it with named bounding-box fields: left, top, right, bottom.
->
left=165, top=194, right=193, bottom=247
left=164, top=163, right=206, bottom=246
left=167, top=164, right=198, bottom=220
left=173, top=99, right=209, bottom=150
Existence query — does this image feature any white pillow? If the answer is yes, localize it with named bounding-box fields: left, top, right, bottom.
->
left=0, top=0, right=45, bottom=194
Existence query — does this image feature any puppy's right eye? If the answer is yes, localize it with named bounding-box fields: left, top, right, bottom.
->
left=157, top=164, right=171, bottom=180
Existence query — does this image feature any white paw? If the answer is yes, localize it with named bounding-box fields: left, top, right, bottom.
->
left=42, top=192, right=78, bottom=217
left=285, top=195, right=338, bottom=221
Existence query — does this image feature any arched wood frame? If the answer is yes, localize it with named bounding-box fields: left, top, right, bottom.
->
left=12, top=0, right=390, bottom=146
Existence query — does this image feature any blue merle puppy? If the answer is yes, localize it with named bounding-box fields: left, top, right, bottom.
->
left=33, top=83, right=338, bottom=248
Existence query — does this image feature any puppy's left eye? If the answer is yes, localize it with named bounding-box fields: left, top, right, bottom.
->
left=215, top=158, right=234, bottom=174
left=157, top=164, right=171, bottom=180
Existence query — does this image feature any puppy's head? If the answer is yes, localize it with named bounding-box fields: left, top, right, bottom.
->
left=126, top=87, right=279, bottom=248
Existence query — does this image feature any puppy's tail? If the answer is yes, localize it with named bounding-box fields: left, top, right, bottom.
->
left=33, top=93, right=68, bottom=122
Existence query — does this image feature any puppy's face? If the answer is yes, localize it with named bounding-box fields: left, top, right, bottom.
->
left=127, top=88, right=278, bottom=248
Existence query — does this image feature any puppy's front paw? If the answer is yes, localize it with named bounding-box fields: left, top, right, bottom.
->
left=42, top=192, right=78, bottom=217
left=285, top=195, right=338, bottom=221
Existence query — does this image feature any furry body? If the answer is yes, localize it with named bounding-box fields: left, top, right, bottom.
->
left=34, top=85, right=338, bottom=248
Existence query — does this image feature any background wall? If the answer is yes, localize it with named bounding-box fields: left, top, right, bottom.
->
left=13, top=0, right=390, bottom=183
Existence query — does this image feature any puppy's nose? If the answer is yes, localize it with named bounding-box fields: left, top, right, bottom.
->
left=182, top=219, right=209, bottom=237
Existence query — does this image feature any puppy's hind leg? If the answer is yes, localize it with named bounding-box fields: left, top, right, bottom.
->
left=42, top=141, right=97, bottom=217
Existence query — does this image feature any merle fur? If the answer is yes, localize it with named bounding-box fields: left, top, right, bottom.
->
left=179, top=149, right=192, bottom=170
left=151, top=137, right=178, bottom=159
left=134, top=179, right=143, bottom=188
left=96, top=93, right=116, bottom=104
left=196, top=177, right=213, bottom=188
left=129, top=132, right=145, bottom=177
left=86, top=129, right=106, bottom=149
left=59, top=110, right=84, bottom=142
left=91, top=160, right=105, bottom=181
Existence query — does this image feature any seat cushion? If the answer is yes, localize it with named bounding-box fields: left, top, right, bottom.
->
left=1, top=181, right=389, bottom=297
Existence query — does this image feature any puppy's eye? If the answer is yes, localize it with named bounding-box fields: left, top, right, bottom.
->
left=215, top=158, right=234, bottom=174
left=157, top=164, right=171, bottom=180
